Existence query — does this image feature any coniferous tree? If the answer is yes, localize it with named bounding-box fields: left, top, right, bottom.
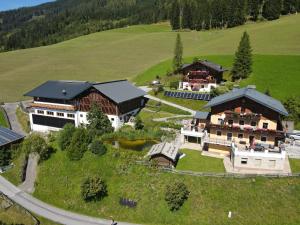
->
left=87, top=102, right=114, bottom=137
left=182, top=1, right=193, bottom=29
left=248, top=0, right=262, bottom=21
left=170, top=0, right=181, bottom=30
left=173, top=33, right=183, bottom=72
left=282, top=0, right=298, bottom=14
left=262, top=0, right=282, bottom=20
left=231, top=31, right=252, bottom=81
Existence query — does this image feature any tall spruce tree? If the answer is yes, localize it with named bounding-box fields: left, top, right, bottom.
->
left=173, top=33, right=183, bottom=72
left=170, top=0, right=181, bottom=30
left=182, top=1, right=193, bottom=29
left=262, top=0, right=282, bottom=20
left=231, top=31, right=252, bottom=81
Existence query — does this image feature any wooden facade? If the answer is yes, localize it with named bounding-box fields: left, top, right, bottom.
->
left=180, top=61, right=224, bottom=83
left=150, top=154, right=176, bottom=167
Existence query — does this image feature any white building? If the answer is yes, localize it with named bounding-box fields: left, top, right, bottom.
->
left=24, top=80, right=147, bottom=132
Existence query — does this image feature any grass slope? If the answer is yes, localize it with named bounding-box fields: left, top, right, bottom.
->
left=33, top=147, right=300, bottom=225
left=0, top=14, right=299, bottom=102
left=136, top=55, right=300, bottom=101
left=0, top=109, right=9, bottom=128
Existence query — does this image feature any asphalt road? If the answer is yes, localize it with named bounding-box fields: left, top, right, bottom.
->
left=0, top=176, right=139, bottom=225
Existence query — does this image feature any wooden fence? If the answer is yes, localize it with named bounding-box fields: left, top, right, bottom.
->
left=136, top=161, right=300, bottom=178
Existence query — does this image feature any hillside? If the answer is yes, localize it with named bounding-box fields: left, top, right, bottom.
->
left=0, top=14, right=299, bottom=102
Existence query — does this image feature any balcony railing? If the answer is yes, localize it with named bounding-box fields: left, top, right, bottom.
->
left=209, top=123, right=284, bottom=137
left=224, top=110, right=261, bottom=120
left=203, top=137, right=232, bottom=146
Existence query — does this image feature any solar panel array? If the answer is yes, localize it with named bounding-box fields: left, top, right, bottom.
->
left=164, top=91, right=212, bottom=101
left=0, top=127, right=24, bottom=147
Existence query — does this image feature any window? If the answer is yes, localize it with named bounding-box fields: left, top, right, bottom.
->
left=37, top=110, right=44, bottom=115
left=80, top=114, right=83, bottom=118
left=57, top=112, right=64, bottom=117
left=111, top=118, right=115, bottom=121
left=67, top=114, right=75, bottom=118
left=269, top=160, right=276, bottom=168
left=218, top=118, right=224, bottom=125
left=261, top=136, right=267, bottom=142
left=217, top=130, right=222, bottom=136
left=241, top=107, right=245, bottom=113
left=238, top=133, right=243, bottom=139
left=47, top=111, right=54, bottom=116
left=251, top=121, right=257, bottom=127
left=255, top=159, right=262, bottom=166
left=227, top=133, right=232, bottom=141
left=239, top=120, right=245, bottom=125
left=263, top=123, right=268, bottom=129
left=228, top=120, right=233, bottom=125
left=201, top=85, right=205, bottom=88
left=241, top=158, right=248, bottom=164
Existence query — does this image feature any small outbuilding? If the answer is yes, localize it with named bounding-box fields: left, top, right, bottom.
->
left=0, top=126, right=24, bottom=150
left=146, top=142, right=179, bottom=167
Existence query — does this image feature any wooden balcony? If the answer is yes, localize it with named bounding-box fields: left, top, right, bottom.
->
left=209, top=123, right=285, bottom=138
left=224, top=110, right=261, bottom=120
left=29, top=102, right=77, bottom=111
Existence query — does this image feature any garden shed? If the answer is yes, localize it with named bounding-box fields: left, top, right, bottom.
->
left=146, top=142, right=179, bottom=167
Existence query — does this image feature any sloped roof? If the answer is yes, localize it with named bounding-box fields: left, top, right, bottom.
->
left=204, top=87, right=289, bottom=116
left=93, top=80, right=146, bottom=104
left=181, top=60, right=226, bottom=72
left=24, top=80, right=92, bottom=100
left=24, top=80, right=146, bottom=103
left=147, top=142, right=179, bottom=161
left=194, top=111, right=209, bottom=120
left=0, top=127, right=25, bottom=147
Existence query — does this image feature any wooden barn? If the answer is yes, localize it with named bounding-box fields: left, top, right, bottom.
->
left=146, top=142, right=179, bottom=167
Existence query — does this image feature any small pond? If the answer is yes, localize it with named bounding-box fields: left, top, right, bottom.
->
left=104, top=138, right=158, bottom=151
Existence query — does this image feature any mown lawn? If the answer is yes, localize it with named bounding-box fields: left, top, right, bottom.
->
left=0, top=108, right=9, bottom=128
left=0, top=14, right=299, bottom=102
left=290, top=159, right=300, bottom=173
left=177, top=149, right=225, bottom=172
left=31, top=146, right=300, bottom=225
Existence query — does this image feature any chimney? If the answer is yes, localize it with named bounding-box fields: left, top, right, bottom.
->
left=62, top=89, right=67, bottom=95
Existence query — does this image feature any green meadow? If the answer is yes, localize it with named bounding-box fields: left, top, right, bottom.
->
left=0, top=14, right=299, bottom=102
left=33, top=147, right=300, bottom=225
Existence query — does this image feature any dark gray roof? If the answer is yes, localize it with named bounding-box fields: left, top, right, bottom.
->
left=24, top=80, right=146, bottom=103
left=93, top=80, right=146, bottom=104
left=204, top=87, right=289, bottom=116
left=194, top=111, right=209, bottom=120
left=24, top=80, right=92, bottom=100
left=181, top=60, right=226, bottom=72
left=0, top=127, right=24, bottom=147
left=199, top=60, right=226, bottom=72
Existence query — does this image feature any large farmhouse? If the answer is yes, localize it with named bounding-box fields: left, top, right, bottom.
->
left=178, top=60, right=226, bottom=92
left=25, top=80, right=147, bottom=132
left=181, top=86, right=289, bottom=172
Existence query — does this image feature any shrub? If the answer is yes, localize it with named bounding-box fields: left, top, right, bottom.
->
left=0, top=147, right=11, bottom=167
left=21, top=134, right=52, bottom=162
left=57, top=123, right=76, bottom=150
left=66, top=128, right=89, bottom=160
left=134, top=116, right=144, bottom=130
left=152, top=85, right=164, bottom=96
left=170, top=81, right=179, bottom=90
left=90, top=140, right=107, bottom=156
left=165, top=182, right=190, bottom=211
left=81, top=176, right=107, bottom=201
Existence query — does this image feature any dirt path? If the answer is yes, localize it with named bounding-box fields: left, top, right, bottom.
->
left=3, top=102, right=26, bottom=135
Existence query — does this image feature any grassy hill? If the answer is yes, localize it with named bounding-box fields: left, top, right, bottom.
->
left=0, top=14, right=299, bottom=102
left=134, top=54, right=300, bottom=101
